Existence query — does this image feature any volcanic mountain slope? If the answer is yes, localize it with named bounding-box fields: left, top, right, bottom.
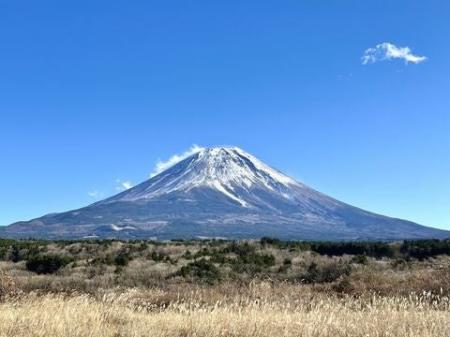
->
left=2, top=147, right=449, bottom=240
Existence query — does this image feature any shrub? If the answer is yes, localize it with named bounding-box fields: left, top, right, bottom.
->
left=91, top=255, right=115, bottom=265
left=210, top=251, right=230, bottom=264
left=9, top=246, right=21, bottom=263
left=182, top=250, right=193, bottom=259
left=332, top=276, right=354, bottom=293
left=0, top=247, right=8, bottom=261
left=26, top=254, right=72, bottom=274
left=222, top=242, right=256, bottom=256
left=277, top=258, right=292, bottom=273
left=148, top=251, right=174, bottom=264
left=283, top=258, right=292, bottom=265
left=114, top=253, right=130, bottom=266
left=390, top=258, right=410, bottom=269
left=240, top=253, right=275, bottom=266
left=260, top=237, right=281, bottom=246
left=230, top=253, right=276, bottom=275
left=302, top=261, right=351, bottom=284
left=137, top=242, right=148, bottom=251
left=178, top=259, right=221, bottom=283
left=350, top=255, right=368, bottom=265
left=193, top=248, right=212, bottom=259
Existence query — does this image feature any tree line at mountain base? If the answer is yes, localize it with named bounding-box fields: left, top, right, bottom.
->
left=1, top=237, right=450, bottom=298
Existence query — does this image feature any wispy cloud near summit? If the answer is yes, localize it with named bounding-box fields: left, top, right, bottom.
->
left=362, top=42, right=427, bottom=65
left=115, top=179, right=133, bottom=191
left=150, top=145, right=205, bottom=177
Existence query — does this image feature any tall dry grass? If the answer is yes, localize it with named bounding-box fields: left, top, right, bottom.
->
left=1, top=284, right=450, bottom=337
left=2, top=240, right=450, bottom=336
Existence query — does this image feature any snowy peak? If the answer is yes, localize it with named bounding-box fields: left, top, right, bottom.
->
left=104, top=146, right=301, bottom=207
left=193, top=146, right=298, bottom=189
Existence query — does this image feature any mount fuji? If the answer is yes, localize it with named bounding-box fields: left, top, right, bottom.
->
left=2, top=147, right=448, bottom=240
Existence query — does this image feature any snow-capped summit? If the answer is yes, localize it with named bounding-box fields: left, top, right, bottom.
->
left=3, top=146, right=449, bottom=240
left=104, top=146, right=300, bottom=207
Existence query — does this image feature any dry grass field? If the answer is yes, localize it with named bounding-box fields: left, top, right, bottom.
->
left=1, top=285, right=450, bottom=337
left=1, top=238, right=450, bottom=336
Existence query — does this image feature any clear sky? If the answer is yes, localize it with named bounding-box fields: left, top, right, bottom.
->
left=1, top=1, right=449, bottom=229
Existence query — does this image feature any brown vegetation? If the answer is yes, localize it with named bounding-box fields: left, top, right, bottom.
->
left=1, top=284, right=450, bottom=337
left=1, top=238, right=450, bottom=336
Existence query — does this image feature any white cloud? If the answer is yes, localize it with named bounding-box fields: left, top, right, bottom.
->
left=88, top=190, right=103, bottom=198
left=362, top=42, right=427, bottom=65
left=122, top=181, right=133, bottom=189
left=115, top=179, right=134, bottom=191
left=150, top=144, right=204, bottom=177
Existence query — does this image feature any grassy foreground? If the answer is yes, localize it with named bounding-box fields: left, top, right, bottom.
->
left=1, top=238, right=450, bottom=336
left=1, top=285, right=450, bottom=337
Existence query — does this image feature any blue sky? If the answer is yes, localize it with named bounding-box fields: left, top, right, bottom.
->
left=1, top=1, right=449, bottom=229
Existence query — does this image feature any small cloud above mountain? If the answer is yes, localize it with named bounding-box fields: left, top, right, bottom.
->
left=362, top=42, right=427, bottom=65
left=115, top=179, right=133, bottom=191
left=88, top=190, right=101, bottom=198
left=150, top=144, right=205, bottom=177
